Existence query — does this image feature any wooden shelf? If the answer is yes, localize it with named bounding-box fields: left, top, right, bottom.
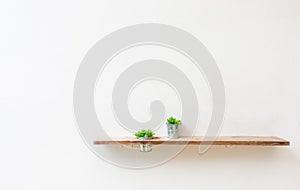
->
left=94, top=136, right=290, bottom=146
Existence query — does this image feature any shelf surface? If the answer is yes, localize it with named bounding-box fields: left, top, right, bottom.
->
left=93, top=136, right=290, bottom=146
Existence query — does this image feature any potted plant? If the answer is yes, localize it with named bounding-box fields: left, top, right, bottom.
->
left=134, top=129, right=155, bottom=152
left=166, top=116, right=181, bottom=139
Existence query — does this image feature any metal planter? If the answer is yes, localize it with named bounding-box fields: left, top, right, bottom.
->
left=138, top=137, right=152, bottom=152
left=166, top=123, right=180, bottom=139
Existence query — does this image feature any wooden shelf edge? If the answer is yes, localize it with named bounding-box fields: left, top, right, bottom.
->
left=93, top=136, right=290, bottom=146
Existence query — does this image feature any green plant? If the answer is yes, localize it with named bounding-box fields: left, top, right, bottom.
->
left=134, top=129, right=155, bottom=138
left=167, top=116, right=181, bottom=125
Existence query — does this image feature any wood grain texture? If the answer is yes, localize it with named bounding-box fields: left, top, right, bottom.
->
left=93, top=136, right=290, bottom=146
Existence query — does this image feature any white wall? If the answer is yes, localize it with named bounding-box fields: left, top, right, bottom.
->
left=1, top=0, right=300, bottom=189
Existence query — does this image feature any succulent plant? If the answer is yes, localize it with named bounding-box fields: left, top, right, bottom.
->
left=134, top=129, right=155, bottom=138
left=167, top=116, right=181, bottom=125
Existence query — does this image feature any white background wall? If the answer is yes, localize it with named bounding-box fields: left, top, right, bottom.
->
left=1, top=0, right=300, bottom=189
